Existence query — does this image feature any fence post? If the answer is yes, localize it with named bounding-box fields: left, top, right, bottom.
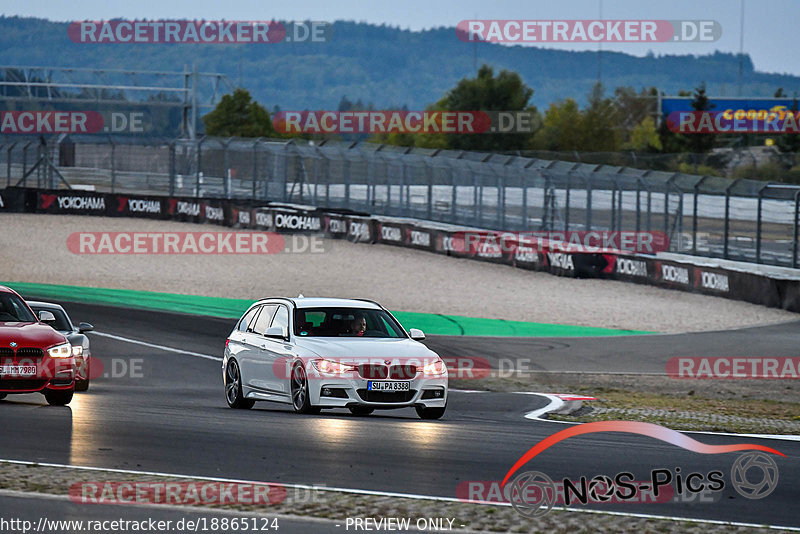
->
left=635, top=178, right=642, bottom=233
left=251, top=139, right=261, bottom=200
left=312, top=151, right=320, bottom=207
left=585, top=173, right=593, bottom=231
left=542, top=172, right=551, bottom=230
left=664, top=175, right=677, bottom=242
left=109, top=137, right=116, bottom=193
left=564, top=174, right=571, bottom=232
left=384, top=159, right=391, bottom=215
left=366, top=151, right=374, bottom=209
left=692, top=176, right=709, bottom=256
left=756, top=183, right=770, bottom=264
left=450, top=159, right=458, bottom=224
left=22, top=141, right=33, bottom=187
left=7, top=143, right=16, bottom=187
left=398, top=160, right=406, bottom=217
left=793, top=189, right=800, bottom=269
left=223, top=138, right=232, bottom=199
left=282, top=142, right=290, bottom=203
left=497, top=167, right=504, bottom=229
left=610, top=177, right=617, bottom=233
left=426, top=157, right=434, bottom=221
left=195, top=137, right=206, bottom=197
left=617, top=177, right=624, bottom=232
left=723, top=179, right=739, bottom=259
left=36, top=141, right=43, bottom=189
left=522, top=161, right=535, bottom=231
left=344, top=144, right=355, bottom=208
left=169, top=142, right=176, bottom=196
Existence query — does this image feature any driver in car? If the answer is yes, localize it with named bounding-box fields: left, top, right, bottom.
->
left=349, top=314, right=367, bottom=336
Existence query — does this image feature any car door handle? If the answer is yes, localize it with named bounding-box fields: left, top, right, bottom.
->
left=260, top=344, right=268, bottom=350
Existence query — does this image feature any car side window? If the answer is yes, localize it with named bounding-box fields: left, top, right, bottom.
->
left=271, top=306, right=289, bottom=333
left=238, top=306, right=260, bottom=332
left=252, top=305, right=278, bottom=335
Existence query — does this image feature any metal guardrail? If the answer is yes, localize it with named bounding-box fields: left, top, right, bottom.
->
left=2, top=135, right=799, bottom=268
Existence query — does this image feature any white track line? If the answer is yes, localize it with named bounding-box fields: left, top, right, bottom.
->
left=523, top=392, right=800, bottom=442
left=90, top=331, right=222, bottom=361
left=89, top=331, right=800, bottom=442
left=0, top=459, right=797, bottom=531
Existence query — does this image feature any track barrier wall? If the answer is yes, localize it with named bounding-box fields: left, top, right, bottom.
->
left=2, top=186, right=799, bottom=313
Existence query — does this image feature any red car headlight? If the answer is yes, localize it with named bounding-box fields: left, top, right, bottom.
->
left=47, top=343, right=72, bottom=358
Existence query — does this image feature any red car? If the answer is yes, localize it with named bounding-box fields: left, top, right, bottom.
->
left=0, top=286, right=75, bottom=405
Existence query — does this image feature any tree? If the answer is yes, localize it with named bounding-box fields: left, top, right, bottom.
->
left=686, top=83, right=715, bottom=154
left=532, top=84, right=621, bottom=152
left=533, top=99, right=583, bottom=151
left=431, top=64, right=538, bottom=151
left=202, top=89, right=274, bottom=138
left=614, top=86, right=658, bottom=132
left=580, top=83, right=621, bottom=151
left=625, top=117, right=662, bottom=151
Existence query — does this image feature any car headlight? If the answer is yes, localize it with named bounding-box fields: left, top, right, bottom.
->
left=311, top=359, right=353, bottom=375
left=422, top=358, right=447, bottom=376
left=72, top=345, right=83, bottom=357
left=48, top=343, right=72, bottom=358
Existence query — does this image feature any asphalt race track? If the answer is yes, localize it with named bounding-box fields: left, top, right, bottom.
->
left=1, top=301, right=798, bottom=530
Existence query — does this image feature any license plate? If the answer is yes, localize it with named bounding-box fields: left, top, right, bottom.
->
left=0, top=365, right=37, bottom=376
left=367, top=381, right=410, bottom=391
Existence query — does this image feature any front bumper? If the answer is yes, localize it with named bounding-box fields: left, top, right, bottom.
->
left=0, top=356, right=76, bottom=393
left=308, top=375, right=448, bottom=409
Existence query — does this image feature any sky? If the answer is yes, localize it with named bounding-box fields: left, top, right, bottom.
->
left=1, top=0, right=799, bottom=76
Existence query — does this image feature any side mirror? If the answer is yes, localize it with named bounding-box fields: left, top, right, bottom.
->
left=78, top=322, right=94, bottom=333
left=408, top=328, right=425, bottom=341
left=264, top=326, right=288, bottom=340
left=38, top=310, right=56, bottom=323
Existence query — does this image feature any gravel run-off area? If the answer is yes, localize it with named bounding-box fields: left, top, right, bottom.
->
left=1, top=213, right=797, bottom=333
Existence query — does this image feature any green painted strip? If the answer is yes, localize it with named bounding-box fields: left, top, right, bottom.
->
left=2, top=281, right=652, bottom=337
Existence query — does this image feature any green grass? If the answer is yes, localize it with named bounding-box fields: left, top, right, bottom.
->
left=3, top=281, right=654, bottom=338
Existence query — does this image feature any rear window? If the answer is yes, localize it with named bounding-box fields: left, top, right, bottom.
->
left=294, top=307, right=406, bottom=338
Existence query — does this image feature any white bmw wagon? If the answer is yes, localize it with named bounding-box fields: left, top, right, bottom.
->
left=223, top=297, right=448, bottom=419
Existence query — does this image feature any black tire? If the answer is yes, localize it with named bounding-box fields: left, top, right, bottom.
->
left=75, top=379, right=90, bottom=392
left=0, top=393, right=6, bottom=400
left=349, top=406, right=375, bottom=416
left=291, top=364, right=320, bottom=414
left=225, top=360, right=254, bottom=409
left=415, top=404, right=446, bottom=420
left=44, top=389, right=73, bottom=406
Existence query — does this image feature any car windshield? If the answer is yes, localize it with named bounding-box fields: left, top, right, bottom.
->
left=294, top=307, right=406, bottom=338
left=30, top=306, right=72, bottom=331
left=0, top=293, right=37, bottom=323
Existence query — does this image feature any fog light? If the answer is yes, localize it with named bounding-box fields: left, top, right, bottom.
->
left=322, top=387, right=332, bottom=396
left=421, top=388, right=444, bottom=400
